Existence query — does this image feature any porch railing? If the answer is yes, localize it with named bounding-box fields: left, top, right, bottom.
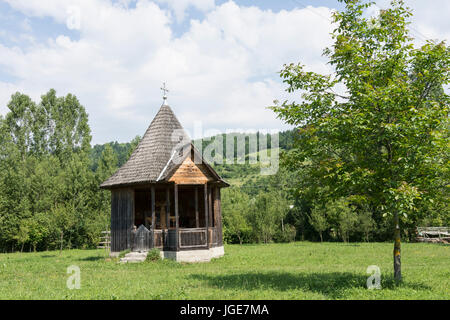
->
left=153, top=229, right=164, bottom=249
left=130, top=226, right=219, bottom=251
left=179, top=228, right=207, bottom=249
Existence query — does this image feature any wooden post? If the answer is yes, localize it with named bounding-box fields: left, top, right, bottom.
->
left=393, top=212, right=401, bottom=282
left=144, top=192, right=148, bottom=229
left=174, top=184, right=179, bottom=250
left=215, top=187, right=223, bottom=246
left=195, top=186, right=199, bottom=228
left=166, top=186, right=170, bottom=229
left=151, top=185, right=155, bottom=248
left=131, top=189, right=135, bottom=228
left=204, top=183, right=209, bottom=247
left=208, top=185, right=213, bottom=227
left=128, top=188, right=135, bottom=249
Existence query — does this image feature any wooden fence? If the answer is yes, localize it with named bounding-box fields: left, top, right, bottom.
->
left=416, top=227, right=450, bottom=243
left=126, top=226, right=221, bottom=251
left=97, top=231, right=111, bottom=250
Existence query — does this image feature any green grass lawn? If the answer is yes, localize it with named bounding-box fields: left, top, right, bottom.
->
left=0, top=242, right=448, bottom=299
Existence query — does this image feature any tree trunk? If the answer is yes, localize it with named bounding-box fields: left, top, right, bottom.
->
left=59, top=231, right=64, bottom=255
left=393, top=212, right=402, bottom=282
left=319, top=232, right=323, bottom=243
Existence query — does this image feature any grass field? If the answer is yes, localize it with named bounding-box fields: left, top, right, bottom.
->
left=0, top=242, right=448, bottom=300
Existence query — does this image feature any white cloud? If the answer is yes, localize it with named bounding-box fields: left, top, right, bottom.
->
left=156, top=0, right=215, bottom=23
left=0, top=0, right=447, bottom=144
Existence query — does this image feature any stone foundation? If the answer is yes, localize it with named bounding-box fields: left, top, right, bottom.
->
left=110, top=246, right=224, bottom=263
left=161, top=246, right=224, bottom=263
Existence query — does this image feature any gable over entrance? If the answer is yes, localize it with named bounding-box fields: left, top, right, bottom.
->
left=168, top=155, right=213, bottom=184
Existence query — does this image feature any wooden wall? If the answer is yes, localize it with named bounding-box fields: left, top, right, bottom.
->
left=110, top=184, right=224, bottom=253
left=111, top=188, right=134, bottom=253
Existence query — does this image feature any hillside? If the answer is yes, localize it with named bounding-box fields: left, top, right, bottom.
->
left=90, top=129, right=297, bottom=183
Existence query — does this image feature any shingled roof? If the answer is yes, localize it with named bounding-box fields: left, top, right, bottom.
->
left=100, top=104, right=227, bottom=189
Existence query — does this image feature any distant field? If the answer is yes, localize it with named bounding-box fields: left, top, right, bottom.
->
left=0, top=242, right=448, bottom=299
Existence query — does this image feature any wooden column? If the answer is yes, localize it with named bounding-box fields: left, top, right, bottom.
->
left=204, top=183, right=209, bottom=247
left=215, top=187, right=223, bottom=246
left=208, top=185, right=213, bottom=227
left=129, top=188, right=135, bottom=249
left=131, top=189, right=135, bottom=228
left=151, top=185, right=155, bottom=247
left=195, top=186, right=199, bottom=228
left=143, top=190, right=148, bottom=229
left=111, top=190, right=117, bottom=252
left=174, top=184, right=179, bottom=250
left=166, top=186, right=170, bottom=230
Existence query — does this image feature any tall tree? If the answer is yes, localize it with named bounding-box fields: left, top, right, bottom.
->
left=4, top=93, right=35, bottom=160
left=0, top=89, right=99, bottom=252
left=271, top=0, right=449, bottom=282
left=95, top=144, right=118, bottom=230
left=40, top=89, right=92, bottom=163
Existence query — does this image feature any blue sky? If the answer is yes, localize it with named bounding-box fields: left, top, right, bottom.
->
left=0, top=0, right=448, bottom=144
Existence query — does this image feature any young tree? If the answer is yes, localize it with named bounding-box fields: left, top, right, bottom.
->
left=358, top=209, right=375, bottom=242
left=271, top=0, right=449, bottom=282
left=334, top=199, right=358, bottom=243
left=248, top=191, right=287, bottom=243
left=222, top=188, right=251, bottom=245
left=308, top=204, right=329, bottom=242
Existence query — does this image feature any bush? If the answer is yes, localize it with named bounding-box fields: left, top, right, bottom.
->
left=273, top=224, right=297, bottom=243
left=118, top=249, right=130, bottom=259
left=146, top=248, right=161, bottom=262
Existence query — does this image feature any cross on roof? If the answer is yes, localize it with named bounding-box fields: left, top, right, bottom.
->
left=161, top=82, right=169, bottom=104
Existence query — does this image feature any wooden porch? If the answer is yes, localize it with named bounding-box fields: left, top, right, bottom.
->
left=110, top=182, right=224, bottom=253
left=131, top=226, right=222, bottom=251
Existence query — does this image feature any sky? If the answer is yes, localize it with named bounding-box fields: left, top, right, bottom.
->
left=0, top=0, right=448, bottom=145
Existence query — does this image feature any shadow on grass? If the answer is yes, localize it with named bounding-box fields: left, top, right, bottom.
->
left=189, top=271, right=431, bottom=299
left=77, top=256, right=106, bottom=262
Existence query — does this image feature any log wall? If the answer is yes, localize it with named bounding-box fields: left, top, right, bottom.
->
left=111, top=188, right=134, bottom=252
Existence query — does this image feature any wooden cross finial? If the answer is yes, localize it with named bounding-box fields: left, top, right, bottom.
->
left=161, top=82, right=169, bottom=104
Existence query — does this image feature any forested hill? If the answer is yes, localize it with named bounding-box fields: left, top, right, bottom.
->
left=90, top=136, right=140, bottom=172
left=89, top=129, right=298, bottom=177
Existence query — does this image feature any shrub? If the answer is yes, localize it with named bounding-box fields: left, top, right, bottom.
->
left=146, top=248, right=161, bottom=262
left=118, top=249, right=130, bottom=259
left=273, top=224, right=297, bottom=243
